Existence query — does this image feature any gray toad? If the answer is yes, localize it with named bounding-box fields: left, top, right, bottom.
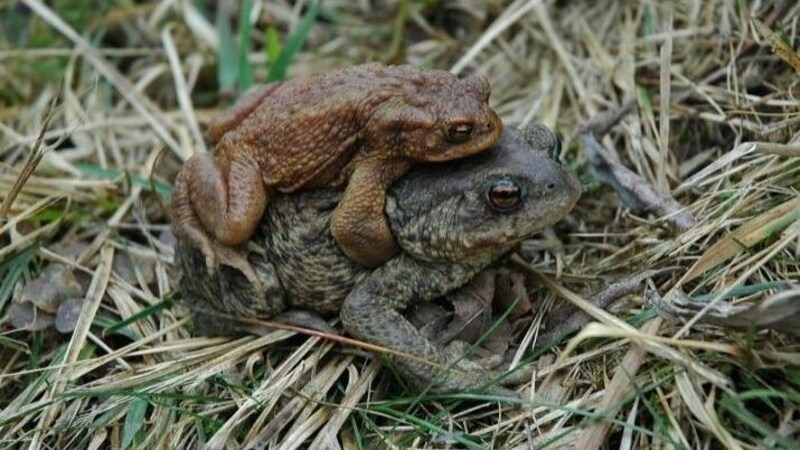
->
left=174, top=124, right=581, bottom=393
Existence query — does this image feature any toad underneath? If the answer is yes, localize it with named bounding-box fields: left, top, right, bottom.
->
left=174, top=124, right=581, bottom=393
left=171, top=63, right=502, bottom=283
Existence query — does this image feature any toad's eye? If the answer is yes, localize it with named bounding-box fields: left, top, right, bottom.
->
left=488, top=179, right=522, bottom=211
left=446, top=122, right=474, bottom=143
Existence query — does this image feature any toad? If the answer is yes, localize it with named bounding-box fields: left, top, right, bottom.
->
left=171, top=63, right=502, bottom=284
left=174, top=124, right=581, bottom=393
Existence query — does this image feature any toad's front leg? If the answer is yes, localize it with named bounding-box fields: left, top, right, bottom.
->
left=340, top=256, right=517, bottom=395
left=171, top=151, right=266, bottom=286
left=330, top=159, right=409, bottom=267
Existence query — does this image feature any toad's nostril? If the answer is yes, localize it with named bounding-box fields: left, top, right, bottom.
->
left=546, top=182, right=557, bottom=190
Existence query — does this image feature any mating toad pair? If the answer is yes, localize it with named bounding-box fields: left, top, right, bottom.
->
left=172, top=63, right=503, bottom=281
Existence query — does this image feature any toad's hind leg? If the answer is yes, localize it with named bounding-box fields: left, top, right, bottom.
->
left=172, top=163, right=216, bottom=270
left=330, top=159, right=409, bottom=267
left=171, top=152, right=266, bottom=286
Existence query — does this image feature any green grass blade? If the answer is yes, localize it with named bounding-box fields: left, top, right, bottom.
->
left=121, top=397, right=148, bottom=450
left=103, top=297, right=174, bottom=336
left=265, top=26, right=282, bottom=65
left=216, top=5, right=238, bottom=93
left=721, top=391, right=800, bottom=449
left=0, top=245, right=36, bottom=312
left=267, top=1, right=321, bottom=81
left=236, top=0, right=255, bottom=90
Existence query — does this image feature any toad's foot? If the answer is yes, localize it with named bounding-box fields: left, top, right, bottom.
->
left=172, top=151, right=267, bottom=255
left=330, top=158, right=409, bottom=267
left=171, top=152, right=267, bottom=287
left=210, top=241, right=262, bottom=290
left=441, top=342, right=524, bottom=398
left=177, top=232, right=261, bottom=289
left=342, top=257, right=521, bottom=397
left=331, top=207, right=399, bottom=268
left=400, top=346, right=521, bottom=398
left=171, top=220, right=262, bottom=290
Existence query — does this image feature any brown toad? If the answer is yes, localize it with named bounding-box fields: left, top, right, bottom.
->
left=171, top=63, right=502, bottom=284
left=174, top=124, right=581, bottom=394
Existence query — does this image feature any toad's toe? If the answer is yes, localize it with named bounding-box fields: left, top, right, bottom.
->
left=212, top=243, right=263, bottom=290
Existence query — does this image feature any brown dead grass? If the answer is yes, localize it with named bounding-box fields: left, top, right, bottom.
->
left=1, top=1, right=799, bottom=449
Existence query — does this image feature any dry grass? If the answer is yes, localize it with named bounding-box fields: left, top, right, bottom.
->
left=1, top=1, right=799, bottom=449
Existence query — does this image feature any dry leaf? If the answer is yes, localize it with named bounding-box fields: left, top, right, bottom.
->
left=493, top=269, right=532, bottom=319
left=10, top=264, right=85, bottom=333
left=407, top=269, right=518, bottom=362
left=112, top=252, right=155, bottom=285
left=440, top=270, right=495, bottom=344
left=55, top=298, right=84, bottom=333
left=14, top=264, right=82, bottom=313
left=8, top=302, right=55, bottom=331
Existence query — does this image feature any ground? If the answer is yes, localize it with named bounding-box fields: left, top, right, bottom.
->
left=1, top=1, right=799, bottom=449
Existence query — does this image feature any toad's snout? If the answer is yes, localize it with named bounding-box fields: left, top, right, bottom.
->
left=477, top=108, right=503, bottom=141
left=480, top=115, right=499, bottom=134
left=535, top=159, right=582, bottom=215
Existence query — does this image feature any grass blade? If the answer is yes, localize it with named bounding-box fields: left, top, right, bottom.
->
left=121, top=397, right=148, bottom=450
left=267, top=1, right=321, bottom=81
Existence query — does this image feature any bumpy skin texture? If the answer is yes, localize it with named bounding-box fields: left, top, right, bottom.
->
left=171, top=63, right=503, bottom=284
left=175, top=125, right=581, bottom=393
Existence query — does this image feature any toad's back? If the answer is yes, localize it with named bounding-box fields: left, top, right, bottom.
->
left=207, top=64, right=464, bottom=191
left=171, top=62, right=501, bottom=279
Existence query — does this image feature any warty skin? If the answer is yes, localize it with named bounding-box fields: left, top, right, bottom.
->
left=174, top=124, right=581, bottom=393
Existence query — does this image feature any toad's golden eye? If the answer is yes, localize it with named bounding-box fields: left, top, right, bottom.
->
left=446, top=122, right=474, bottom=143
left=488, top=179, right=522, bottom=211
